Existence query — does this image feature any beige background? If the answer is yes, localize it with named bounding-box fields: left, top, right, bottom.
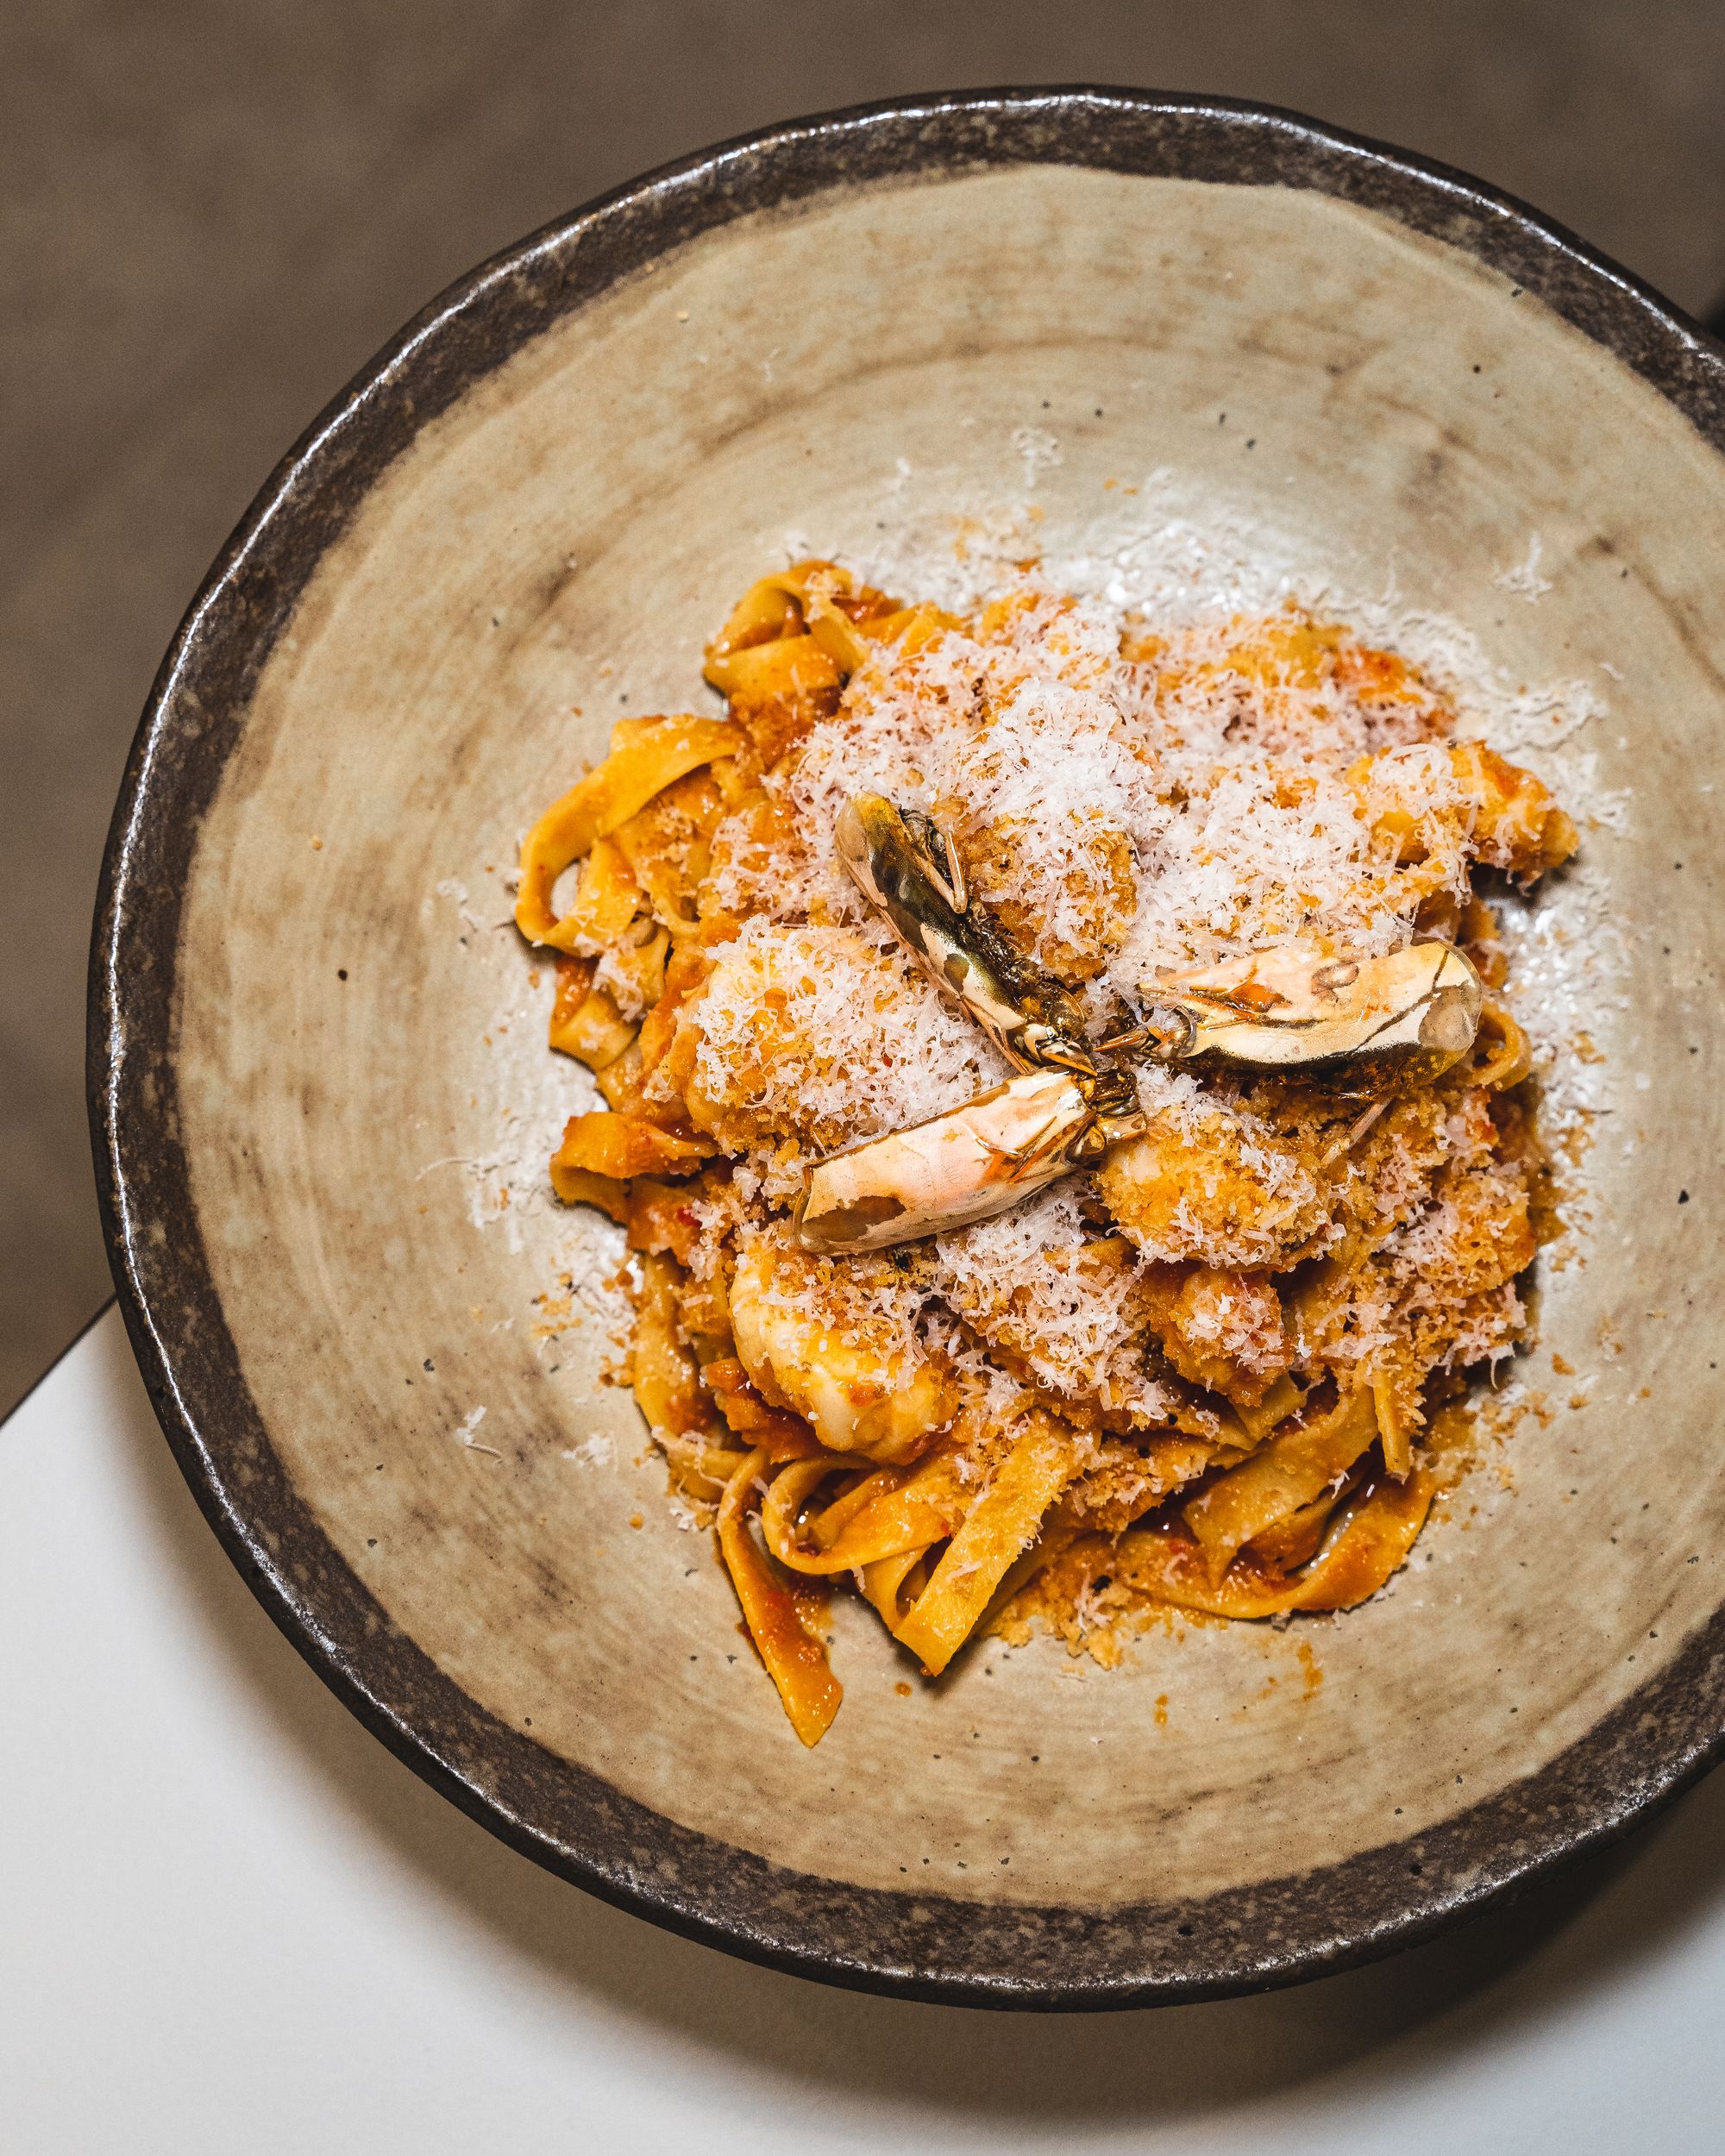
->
left=8, top=0, right=1725, bottom=1411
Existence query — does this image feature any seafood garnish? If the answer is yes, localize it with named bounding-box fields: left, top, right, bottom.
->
left=797, top=1069, right=1099, bottom=1253
left=835, top=794, right=1133, bottom=1107
left=800, top=795, right=1487, bottom=1251
left=1103, top=943, right=1484, bottom=1085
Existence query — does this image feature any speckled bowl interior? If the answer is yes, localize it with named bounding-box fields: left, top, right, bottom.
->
left=92, top=91, right=1725, bottom=2006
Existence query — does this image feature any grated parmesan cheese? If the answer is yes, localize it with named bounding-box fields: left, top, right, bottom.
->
left=683, top=918, right=1008, bottom=1195
left=506, top=504, right=1617, bottom=1715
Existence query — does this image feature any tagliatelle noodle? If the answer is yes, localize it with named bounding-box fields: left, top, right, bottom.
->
left=512, top=555, right=1578, bottom=1741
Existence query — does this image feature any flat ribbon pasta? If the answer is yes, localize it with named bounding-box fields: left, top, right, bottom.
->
left=761, top=1453, right=967, bottom=1577
left=551, top=1112, right=713, bottom=1187
left=1117, top=1470, right=1433, bottom=1620
left=1182, top=1388, right=1381, bottom=1583
left=516, top=715, right=738, bottom=950
left=717, top=1445, right=842, bottom=1747
left=894, top=1414, right=1080, bottom=1675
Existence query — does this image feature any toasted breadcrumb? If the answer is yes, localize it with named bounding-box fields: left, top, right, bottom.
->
left=523, top=556, right=1583, bottom=1736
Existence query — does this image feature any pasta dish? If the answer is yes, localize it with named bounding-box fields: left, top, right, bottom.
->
left=513, top=558, right=1576, bottom=1745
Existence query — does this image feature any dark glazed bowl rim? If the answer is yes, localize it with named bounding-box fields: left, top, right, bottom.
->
left=89, top=85, right=1725, bottom=2009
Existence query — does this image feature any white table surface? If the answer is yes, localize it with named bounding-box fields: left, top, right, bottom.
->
left=5, top=1306, right=1723, bottom=2154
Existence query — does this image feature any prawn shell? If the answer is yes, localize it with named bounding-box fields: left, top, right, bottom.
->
left=1150, top=942, right=1484, bottom=1081
left=835, top=794, right=1094, bottom=1071
left=796, top=1069, right=1096, bottom=1253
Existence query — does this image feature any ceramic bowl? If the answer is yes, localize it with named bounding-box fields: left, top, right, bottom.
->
left=91, top=88, right=1725, bottom=2007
